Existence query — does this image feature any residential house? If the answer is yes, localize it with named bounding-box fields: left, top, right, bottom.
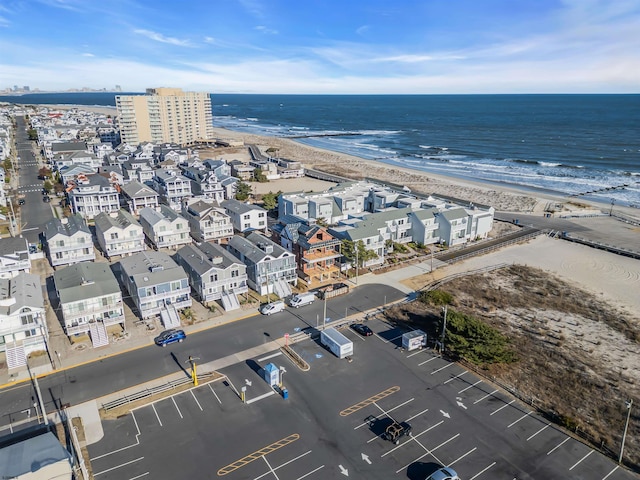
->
left=139, top=205, right=191, bottom=250
left=0, top=237, right=31, bottom=278
left=122, top=159, right=154, bottom=184
left=119, top=251, right=191, bottom=320
left=152, top=169, right=192, bottom=210
left=181, top=200, right=233, bottom=243
left=0, top=273, right=47, bottom=366
left=203, top=159, right=231, bottom=177
left=175, top=242, right=248, bottom=309
left=59, top=164, right=97, bottom=185
left=228, top=160, right=255, bottom=180
left=436, top=208, right=473, bottom=246
left=53, top=150, right=101, bottom=170
left=119, top=181, right=159, bottom=216
left=221, top=199, right=267, bottom=233
left=46, top=141, right=87, bottom=162
left=226, top=232, right=297, bottom=296
left=44, top=214, right=95, bottom=267
left=181, top=167, right=225, bottom=203
left=67, top=174, right=120, bottom=219
left=408, top=208, right=440, bottom=245
left=53, top=262, right=125, bottom=345
left=94, top=210, right=146, bottom=259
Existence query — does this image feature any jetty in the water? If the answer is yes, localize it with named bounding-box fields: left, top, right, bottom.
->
left=570, top=181, right=639, bottom=198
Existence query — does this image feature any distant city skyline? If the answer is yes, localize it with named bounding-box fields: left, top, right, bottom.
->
left=0, top=0, right=638, bottom=94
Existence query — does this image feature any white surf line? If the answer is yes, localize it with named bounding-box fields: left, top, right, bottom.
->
left=443, top=371, right=468, bottom=384
left=430, top=363, right=454, bottom=375
left=172, top=397, right=183, bottom=418
left=208, top=383, right=222, bottom=404
left=473, top=389, right=499, bottom=404
left=602, top=465, right=620, bottom=479
left=190, top=390, right=203, bottom=411
left=418, top=356, right=440, bottom=366
left=527, top=423, right=551, bottom=441
left=296, top=465, right=325, bottom=480
left=458, top=380, right=483, bottom=393
left=152, top=404, right=162, bottom=427
left=246, top=390, right=276, bottom=404
left=354, top=398, right=415, bottom=429
left=490, top=399, right=515, bottom=416
left=468, top=461, right=496, bottom=480
left=448, top=447, right=477, bottom=467
left=258, top=352, right=283, bottom=362
left=254, top=451, right=313, bottom=480
left=92, top=412, right=142, bottom=460
left=507, top=411, right=533, bottom=428
left=262, top=456, right=281, bottom=480
left=395, top=434, right=460, bottom=473
left=94, top=457, right=144, bottom=476
left=547, top=437, right=570, bottom=455
left=569, top=450, right=594, bottom=471
left=407, top=348, right=429, bottom=358
left=129, top=473, right=149, bottom=480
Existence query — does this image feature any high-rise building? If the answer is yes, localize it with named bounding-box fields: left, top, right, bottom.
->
left=116, top=87, right=213, bottom=146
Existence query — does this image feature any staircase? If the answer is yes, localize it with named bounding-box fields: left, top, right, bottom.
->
left=89, top=322, right=109, bottom=348
left=160, top=304, right=181, bottom=329
left=274, top=279, right=292, bottom=299
left=5, top=343, right=27, bottom=370
left=220, top=291, right=241, bottom=311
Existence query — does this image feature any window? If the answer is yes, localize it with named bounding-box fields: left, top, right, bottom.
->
left=110, top=232, right=119, bottom=240
left=55, top=252, right=63, bottom=259
left=57, top=240, right=65, bottom=247
left=231, top=270, right=238, bottom=278
left=83, top=248, right=90, bottom=255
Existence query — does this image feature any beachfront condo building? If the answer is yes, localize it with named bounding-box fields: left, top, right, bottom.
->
left=116, top=88, right=214, bottom=146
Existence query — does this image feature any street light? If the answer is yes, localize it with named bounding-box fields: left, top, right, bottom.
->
left=440, top=305, right=448, bottom=354
left=619, top=399, right=633, bottom=463
left=279, top=366, right=287, bottom=388
left=186, top=356, right=200, bottom=386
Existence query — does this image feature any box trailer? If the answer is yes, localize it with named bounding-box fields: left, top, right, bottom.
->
left=321, top=327, right=353, bottom=359
left=318, top=283, right=350, bottom=300
left=402, top=330, right=427, bottom=351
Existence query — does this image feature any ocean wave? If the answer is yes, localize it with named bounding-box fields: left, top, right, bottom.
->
left=246, top=117, right=259, bottom=121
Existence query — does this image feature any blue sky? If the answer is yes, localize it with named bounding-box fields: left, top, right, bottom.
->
left=1, top=0, right=638, bottom=93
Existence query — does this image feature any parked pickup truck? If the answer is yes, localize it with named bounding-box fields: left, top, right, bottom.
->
left=318, top=283, right=350, bottom=300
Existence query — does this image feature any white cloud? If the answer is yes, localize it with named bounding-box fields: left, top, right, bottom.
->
left=35, top=0, right=82, bottom=12
left=0, top=16, right=9, bottom=27
left=255, top=25, right=278, bottom=35
left=133, top=29, right=192, bottom=47
left=82, top=53, right=95, bottom=57
left=356, top=25, right=369, bottom=36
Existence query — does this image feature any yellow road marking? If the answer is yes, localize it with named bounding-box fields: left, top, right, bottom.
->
left=339, top=386, right=400, bottom=417
left=217, top=433, right=300, bottom=476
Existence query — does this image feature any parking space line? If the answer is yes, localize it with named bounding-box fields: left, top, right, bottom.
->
left=254, top=450, right=312, bottom=480
left=340, top=386, right=400, bottom=416
left=405, top=407, right=429, bottom=423
left=152, top=404, right=163, bottom=427
left=490, top=399, right=515, bottom=415
left=354, top=398, right=414, bottom=429
left=419, top=356, right=441, bottom=366
left=469, top=461, right=496, bottom=479
left=92, top=412, right=142, bottom=461
left=526, top=423, right=551, bottom=441
left=395, top=433, right=459, bottom=472
left=258, top=352, right=283, bottom=362
left=129, top=473, right=149, bottom=480
left=172, top=397, right=183, bottom=418
left=246, top=390, right=276, bottom=404
left=473, top=389, right=499, bottom=404
left=602, top=465, right=619, bottom=479
left=217, top=433, right=300, bottom=476
left=431, top=363, right=454, bottom=375
left=191, top=390, right=203, bottom=411
left=547, top=437, right=570, bottom=455
left=94, top=457, right=144, bottom=476
left=569, top=450, right=594, bottom=470
left=296, top=465, right=325, bottom=480
left=443, top=371, right=468, bottom=384
left=507, top=411, right=532, bottom=428
left=407, top=349, right=429, bottom=358
left=448, top=447, right=477, bottom=467
left=208, top=383, right=222, bottom=404
left=380, top=333, right=404, bottom=344
left=458, top=380, right=482, bottom=393
left=262, top=456, right=280, bottom=480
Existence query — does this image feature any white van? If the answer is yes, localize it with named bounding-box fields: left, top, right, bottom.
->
left=288, top=292, right=316, bottom=308
left=259, top=301, right=285, bottom=315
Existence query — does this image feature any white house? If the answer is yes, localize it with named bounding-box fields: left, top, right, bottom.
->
left=44, top=214, right=95, bottom=267
left=181, top=200, right=233, bottom=244
left=152, top=169, right=192, bottom=211
left=139, top=205, right=191, bottom=250
left=221, top=199, right=267, bottom=233
left=119, top=181, right=159, bottom=216
left=67, top=174, right=120, bottom=220
left=0, top=237, right=31, bottom=278
left=94, top=210, right=146, bottom=259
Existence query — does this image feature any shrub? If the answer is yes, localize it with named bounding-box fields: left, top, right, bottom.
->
left=419, top=289, right=453, bottom=306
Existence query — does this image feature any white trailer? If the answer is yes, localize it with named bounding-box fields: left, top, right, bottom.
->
left=321, top=327, right=353, bottom=359
left=402, top=330, right=427, bottom=351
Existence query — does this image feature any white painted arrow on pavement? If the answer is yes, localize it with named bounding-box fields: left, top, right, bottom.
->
left=339, top=464, right=349, bottom=476
left=361, top=453, right=371, bottom=464
left=245, top=379, right=252, bottom=386
left=440, top=410, right=450, bottom=418
left=456, top=400, right=467, bottom=410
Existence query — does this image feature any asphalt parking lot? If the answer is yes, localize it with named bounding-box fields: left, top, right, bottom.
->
left=88, top=318, right=637, bottom=480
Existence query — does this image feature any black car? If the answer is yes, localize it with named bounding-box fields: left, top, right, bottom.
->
left=43, top=196, right=50, bottom=203
left=350, top=323, right=373, bottom=336
left=18, top=199, right=25, bottom=205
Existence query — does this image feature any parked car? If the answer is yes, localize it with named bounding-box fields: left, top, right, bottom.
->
left=259, top=301, right=285, bottom=315
left=350, top=323, right=373, bottom=336
left=383, top=421, right=412, bottom=444
left=425, top=467, right=460, bottom=480
left=18, top=199, right=25, bottom=205
left=154, top=329, right=186, bottom=347
left=43, top=196, right=50, bottom=203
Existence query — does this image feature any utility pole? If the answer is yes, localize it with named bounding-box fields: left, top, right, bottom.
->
left=440, top=305, right=448, bottom=354
left=619, top=399, right=633, bottom=463
left=32, top=370, right=49, bottom=426
left=323, top=294, right=327, bottom=326
left=187, top=356, right=200, bottom=386
left=355, top=245, right=359, bottom=285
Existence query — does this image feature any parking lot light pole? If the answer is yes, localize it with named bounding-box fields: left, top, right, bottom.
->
left=619, top=399, right=633, bottom=463
left=440, top=305, right=448, bottom=354
left=187, top=356, right=200, bottom=386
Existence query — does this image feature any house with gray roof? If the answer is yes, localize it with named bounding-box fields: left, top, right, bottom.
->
left=181, top=200, right=233, bottom=243
left=53, top=262, right=124, bottom=343
left=0, top=237, right=30, bottom=278
left=436, top=208, right=471, bottom=247
left=67, top=173, right=120, bottom=219
left=175, top=242, right=248, bottom=309
left=408, top=208, right=440, bottom=245
left=226, top=232, right=296, bottom=296
left=151, top=169, right=192, bottom=211
left=119, top=251, right=191, bottom=320
left=221, top=199, right=267, bottom=233
left=59, top=163, right=97, bottom=185
left=181, top=167, right=225, bottom=203
left=119, top=180, right=159, bottom=216
left=44, top=214, right=95, bottom=267
left=122, top=159, right=154, bottom=184
left=94, top=209, right=146, bottom=259
left=0, top=273, right=47, bottom=367
left=139, top=205, right=191, bottom=250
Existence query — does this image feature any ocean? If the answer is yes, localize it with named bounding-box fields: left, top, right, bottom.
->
left=2, top=92, right=639, bottom=207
